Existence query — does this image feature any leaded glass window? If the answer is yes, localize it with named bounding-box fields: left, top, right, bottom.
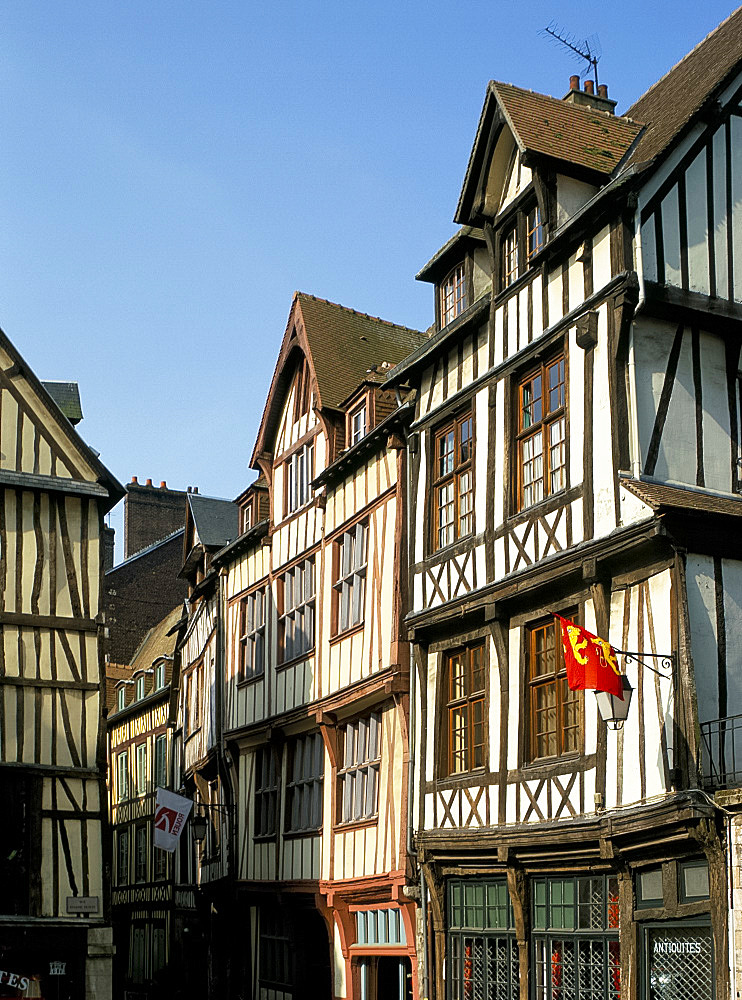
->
left=448, top=879, right=519, bottom=1000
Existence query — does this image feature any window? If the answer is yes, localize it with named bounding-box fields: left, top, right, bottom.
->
left=527, top=205, right=544, bottom=261
left=502, top=226, right=519, bottom=287
left=448, top=880, right=519, bottom=1000
left=440, top=262, right=468, bottom=327
left=527, top=617, right=582, bottom=760
left=238, top=587, right=266, bottom=681
left=636, top=867, right=663, bottom=908
left=333, top=522, right=367, bottom=633
left=679, top=859, right=710, bottom=903
left=285, top=732, right=324, bottom=833
left=338, top=713, right=381, bottom=824
left=154, top=734, right=167, bottom=789
left=184, top=663, right=201, bottom=735
left=154, top=661, right=165, bottom=690
left=432, top=411, right=473, bottom=550
left=135, top=824, right=147, bottom=882
left=532, top=875, right=620, bottom=1000
left=130, top=924, right=146, bottom=982
left=349, top=402, right=368, bottom=445
left=278, top=558, right=315, bottom=663
left=116, top=685, right=126, bottom=712
left=152, top=922, right=167, bottom=974
left=117, top=750, right=129, bottom=800
left=517, top=354, right=566, bottom=510
left=154, top=847, right=168, bottom=881
left=444, top=645, right=486, bottom=775
left=293, top=358, right=312, bottom=421
left=135, top=743, right=148, bottom=796
left=135, top=674, right=146, bottom=700
left=254, top=747, right=279, bottom=839
left=259, top=907, right=293, bottom=993
left=117, top=828, right=129, bottom=885
left=241, top=503, right=253, bottom=533
left=284, top=441, right=314, bottom=515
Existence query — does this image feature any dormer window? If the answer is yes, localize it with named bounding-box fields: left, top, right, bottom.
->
left=440, top=263, right=468, bottom=327
left=135, top=674, right=146, bottom=701
left=241, top=503, right=253, bottom=534
left=117, top=685, right=126, bottom=712
left=500, top=199, right=543, bottom=292
left=294, top=358, right=312, bottom=421
left=154, top=662, right=165, bottom=690
left=350, top=402, right=367, bottom=446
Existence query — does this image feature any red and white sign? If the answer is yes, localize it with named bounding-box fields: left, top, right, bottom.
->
left=154, top=787, right=193, bottom=853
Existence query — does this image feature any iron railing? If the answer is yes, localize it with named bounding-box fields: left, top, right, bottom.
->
left=700, top=712, right=742, bottom=788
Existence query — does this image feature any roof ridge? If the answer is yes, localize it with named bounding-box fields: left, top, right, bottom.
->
left=295, top=291, right=424, bottom=336
left=492, top=79, right=636, bottom=123
left=626, top=6, right=742, bottom=116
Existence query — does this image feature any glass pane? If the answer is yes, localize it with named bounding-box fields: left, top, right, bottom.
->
left=450, top=653, right=467, bottom=699
left=438, top=429, right=455, bottom=477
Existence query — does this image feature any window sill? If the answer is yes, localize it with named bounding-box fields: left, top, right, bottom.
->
left=426, top=529, right=476, bottom=563
left=276, top=649, right=315, bottom=671
left=435, top=767, right=487, bottom=790
left=283, top=827, right=322, bottom=840
left=333, top=816, right=378, bottom=833
left=253, top=833, right=277, bottom=843
left=329, top=622, right=364, bottom=645
left=517, top=753, right=593, bottom=781
left=507, top=484, right=579, bottom=528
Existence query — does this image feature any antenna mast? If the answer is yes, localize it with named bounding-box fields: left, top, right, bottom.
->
left=541, top=23, right=601, bottom=88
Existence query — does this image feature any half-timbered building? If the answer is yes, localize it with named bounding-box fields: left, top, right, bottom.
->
left=107, top=606, right=181, bottom=1000
left=172, top=491, right=239, bottom=998
left=0, top=329, right=124, bottom=998
left=387, top=13, right=742, bottom=1000
left=217, top=293, right=424, bottom=1000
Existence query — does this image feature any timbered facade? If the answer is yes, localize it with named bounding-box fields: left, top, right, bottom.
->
left=0, top=330, right=124, bottom=998
left=107, top=606, right=181, bottom=1000
left=215, top=293, right=424, bottom=1000
left=388, top=14, right=742, bottom=1000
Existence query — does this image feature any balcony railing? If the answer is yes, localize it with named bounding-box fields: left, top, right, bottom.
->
left=700, top=713, right=742, bottom=788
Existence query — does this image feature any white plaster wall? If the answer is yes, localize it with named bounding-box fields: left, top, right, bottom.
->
left=556, top=176, right=597, bottom=228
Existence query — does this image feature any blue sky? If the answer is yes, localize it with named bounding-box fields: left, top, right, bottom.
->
left=0, top=1, right=737, bottom=554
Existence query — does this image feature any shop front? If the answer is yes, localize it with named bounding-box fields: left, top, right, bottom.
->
left=0, top=925, right=86, bottom=1000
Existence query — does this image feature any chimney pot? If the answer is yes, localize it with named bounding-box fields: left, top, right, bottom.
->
left=569, top=74, right=580, bottom=91
left=598, top=84, right=608, bottom=99
left=160, top=481, right=167, bottom=489
left=193, top=487, right=199, bottom=494
left=584, top=79, right=595, bottom=95
left=145, top=478, right=153, bottom=487
left=131, top=476, right=138, bottom=484
left=187, top=486, right=191, bottom=493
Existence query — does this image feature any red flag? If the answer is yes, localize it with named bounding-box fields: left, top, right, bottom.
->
left=554, top=614, right=623, bottom=699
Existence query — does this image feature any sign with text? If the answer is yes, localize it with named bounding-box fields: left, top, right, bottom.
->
left=66, top=895, right=99, bottom=914
left=154, top=787, right=193, bottom=852
left=0, top=970, right=30, bottom=990
left=49, top=962, right=66, bottom=975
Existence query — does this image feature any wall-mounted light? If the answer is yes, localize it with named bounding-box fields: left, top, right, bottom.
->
left=191, top=813, right=208, bottom=843
left=595, top=676, right=633, bottom=730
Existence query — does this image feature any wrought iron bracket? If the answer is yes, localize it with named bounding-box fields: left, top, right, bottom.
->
left=615, top=649, right=675, bottom=677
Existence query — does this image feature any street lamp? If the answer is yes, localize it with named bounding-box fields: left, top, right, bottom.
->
left=191, top=812, right=208, bottom=844
left=595, top=675, right=633, bottom=730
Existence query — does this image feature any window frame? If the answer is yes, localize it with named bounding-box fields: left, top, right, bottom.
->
left=348, top=399, right=368, bottom=446
left=285, top=732, right=324, bottom=834
left=154, top=733, right=167, bottom=789
left=135, top=742, right=148, bottom=796
left=431, top=409, right=474, bottom=552
left=284, top=440, right=315, bottom=516
left=117, top=749, right=129, bottom=801
left=278, top=557, right=316, bottom=664
left=442, top=643, right=487, bottom=777
left=525, top=613, right=583, bottom=763
left=447, top=879, right=519, bottom=1000
left=254, top=746, right=280, bottom=840
left=117, top=828, right=130, bottom=885
left=134, top=824, right=147, bottom=883
left=516, top=351, right=567, bottom=512
left=135, top=673, right=146, bottom=701
left=332, top=521, right=368, bottom=635
left=337, top=712, right=382, bottom=826
left=238, top=586, right=267, bottom=682
left=293, top=357, right=312, bottom=422
left=116, top=685, right=126, bottom=712
left=154, top=661, right=165, bottom=690
left=439, top=261, right=469, bottom=328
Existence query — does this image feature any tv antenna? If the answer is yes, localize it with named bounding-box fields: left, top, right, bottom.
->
left=541, top=22, right=601, bottom=88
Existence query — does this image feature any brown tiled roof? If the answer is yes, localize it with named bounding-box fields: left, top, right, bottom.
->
left=296, top=293, right=426, bottom=410
left=105, top=663, right=133, bottom=714
left=621, top=477, right=742, bottom=517
left=492, top=81, right=642, bottom=176
left=129, top=606, right=182, bottom=671
left=624, top=7, right=742, bottom=168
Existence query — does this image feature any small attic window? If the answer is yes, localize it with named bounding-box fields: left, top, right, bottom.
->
left=294, top=359, right=312, bottom=421
left=527, top=205, right=543, bottom=261
left=349, top=400, right=368, bottom=446
left=440, top=263, right=467, bottom=327
left=135, top=674, right=146, bottom=701
left=116, top=685, right=126, bottom=712
left=154, top=662, right=166, bottom=690
left=241, top=502, right=253, bottom=534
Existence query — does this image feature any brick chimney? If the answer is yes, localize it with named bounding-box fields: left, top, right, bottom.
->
left=562, top=77, right=616, bottom=115
left=123, top=478, right=190, bottom=559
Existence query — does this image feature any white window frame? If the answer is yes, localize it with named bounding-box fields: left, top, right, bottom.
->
left=334, top=521, right=368, bottom=633
left=154, top=733, right=167, bottom=788
left=117, top=828, right=129, bottom=885
left=285, top=441, right=314, bottom=515
left=117, top=750, right=129, bottom=800
left=116, top=685, right=126, bottom=712
left=338, top=712, right=381, bottom=824
left=135, top=743, right=148, bottom=796
left=154, top=662, right=165, bottom=690
left=285, top=732, right=324, bottom=833
left=238, top=587, right=266, bottom=681
left=350, top=402, right=368, bottom=446
left=279, top=558, right=315, bottom=663
left=135, top=674, right=145, bottom=701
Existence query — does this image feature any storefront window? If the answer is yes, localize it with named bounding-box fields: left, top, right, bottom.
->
left=532, top=875, right=620, bottom=1000
left=447, top=879, right=519, bottom=1000
left=644, top=922, right=714, bottom=1000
